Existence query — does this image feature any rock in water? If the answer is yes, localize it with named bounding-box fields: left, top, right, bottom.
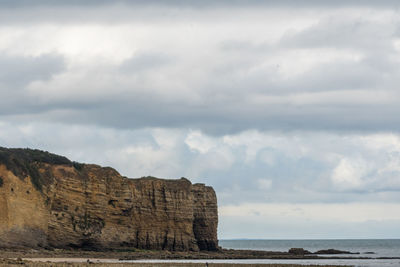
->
left=0, top=147, right=218, bottom=251
left=288, top=248, right=311, bottom=255
left=313, top=249, right=359, bottom=254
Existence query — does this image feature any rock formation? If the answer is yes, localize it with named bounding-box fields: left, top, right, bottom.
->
left=0, top=147, right=218, bottom=251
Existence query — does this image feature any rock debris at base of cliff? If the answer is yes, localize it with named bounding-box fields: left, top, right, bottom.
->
left=0, top=147, right=218, bottom=251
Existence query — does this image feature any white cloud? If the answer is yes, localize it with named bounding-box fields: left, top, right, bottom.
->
left=257, top=179, right=272, bottom=190
left=361, top=133, right=400, bottom=152
left=185, top=130, right=217, bottom=154
left=331, top=158, right=368, bottom=190
left=220, top=202, right=400, bottom=223
left=0, top=25, right=136, bottom=62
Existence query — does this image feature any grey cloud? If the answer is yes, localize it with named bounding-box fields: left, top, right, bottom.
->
left=280, top=17, right=396, bottom=51
left=119, top=52, right=172, bottom=73
left=12, top=96, right=399, bottom=136
left=0, top=5, right=399, bottom=135
left=0, top=54, right=65, bottom=87
left=0, top=1, right=399, bottom=25
left=1, top=0, right=400, bottom=8
left=1, top=59, right=399, bottom=135
left=207, top=55, right=383, bottom=96
left=219, top=40, right=273, bottom=53
left=1, top=62, right=399, bottom=134
left=0, top=54, right=65, bottom=116
left=215, top=20, right=400, bottom=96
left=282, top=60, right=384, bottom=92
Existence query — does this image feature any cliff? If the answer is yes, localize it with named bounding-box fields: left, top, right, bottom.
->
left=0, top=148, right=218, bottom=251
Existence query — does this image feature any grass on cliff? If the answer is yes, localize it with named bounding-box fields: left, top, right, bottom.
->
left=0, top=147, right=83, bottom=191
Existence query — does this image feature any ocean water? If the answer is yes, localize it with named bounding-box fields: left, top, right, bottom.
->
left=219, top=239, right=400, bottom=258
left=130, top=258, right=400, bottom=266
left=212, top=239, right=400, bottom=266
left=125, top=240, right=400, bottom=267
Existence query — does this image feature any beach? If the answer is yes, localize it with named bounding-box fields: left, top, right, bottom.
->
left=1, top=257, right=351, bottom=267
left=0, top=247, right=385, bottom=267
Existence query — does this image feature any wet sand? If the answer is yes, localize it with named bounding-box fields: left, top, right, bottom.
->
left=0, top=249, right=353, bottom=266
left=0, top=257, right=350, bottom=267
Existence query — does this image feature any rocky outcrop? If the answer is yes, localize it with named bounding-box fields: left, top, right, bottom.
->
left=192, top=184, right=218, bottom=251
left=0, top=148, right=219, bottom=251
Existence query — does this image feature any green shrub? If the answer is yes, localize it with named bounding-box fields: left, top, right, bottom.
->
left=0, top=147, right=75, bottom=191
left=73, top=161, right=85, bottom=171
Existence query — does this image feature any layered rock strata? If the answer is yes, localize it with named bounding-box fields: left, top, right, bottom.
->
left=0, top=148, right=218, bottom=251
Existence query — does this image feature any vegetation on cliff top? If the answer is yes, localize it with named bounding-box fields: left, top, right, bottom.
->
left=0, top=147, right=82, bottom=191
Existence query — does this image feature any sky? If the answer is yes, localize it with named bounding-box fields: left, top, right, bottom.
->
left=1, top=0, right=400, bottom=239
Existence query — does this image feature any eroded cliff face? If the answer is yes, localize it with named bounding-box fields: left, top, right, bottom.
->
left=0, top=148, right=218, bottom=251
left=192, top=184, right=218, bottom=251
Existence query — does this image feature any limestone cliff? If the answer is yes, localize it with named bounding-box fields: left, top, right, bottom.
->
left=0, top=148, right=218, bottom=251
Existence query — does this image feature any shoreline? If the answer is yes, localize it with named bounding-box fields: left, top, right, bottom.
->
left=1, top=247, right=398, bottom=264
left=0, top=247, right=376, bottom=260
left=0, top=255, right=356, bottom=267
left=0, top=259, right=354, bottom=267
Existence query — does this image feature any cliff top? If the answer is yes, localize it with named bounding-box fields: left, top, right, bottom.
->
left=0, top=147, right=77, bottom=191
left=0, top=147, right=72, bottom=166
left=0, top=147, right=194, bottom=191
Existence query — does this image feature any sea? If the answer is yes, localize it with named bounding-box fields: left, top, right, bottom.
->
left=131, top=239, right=400, bottom=267
left=218, top=239, right=400, bottom=266
left=219, top=239, right=400, bottom=258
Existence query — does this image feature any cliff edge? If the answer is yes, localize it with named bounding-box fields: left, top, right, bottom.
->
left=0, top=147, right=218, bottom=251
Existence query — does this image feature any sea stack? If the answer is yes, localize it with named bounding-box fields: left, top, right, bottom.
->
left=0, top=147, right=218, bottom=251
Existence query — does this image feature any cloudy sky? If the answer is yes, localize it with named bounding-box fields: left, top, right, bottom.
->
left=1, top=0, right=400, bottom=239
